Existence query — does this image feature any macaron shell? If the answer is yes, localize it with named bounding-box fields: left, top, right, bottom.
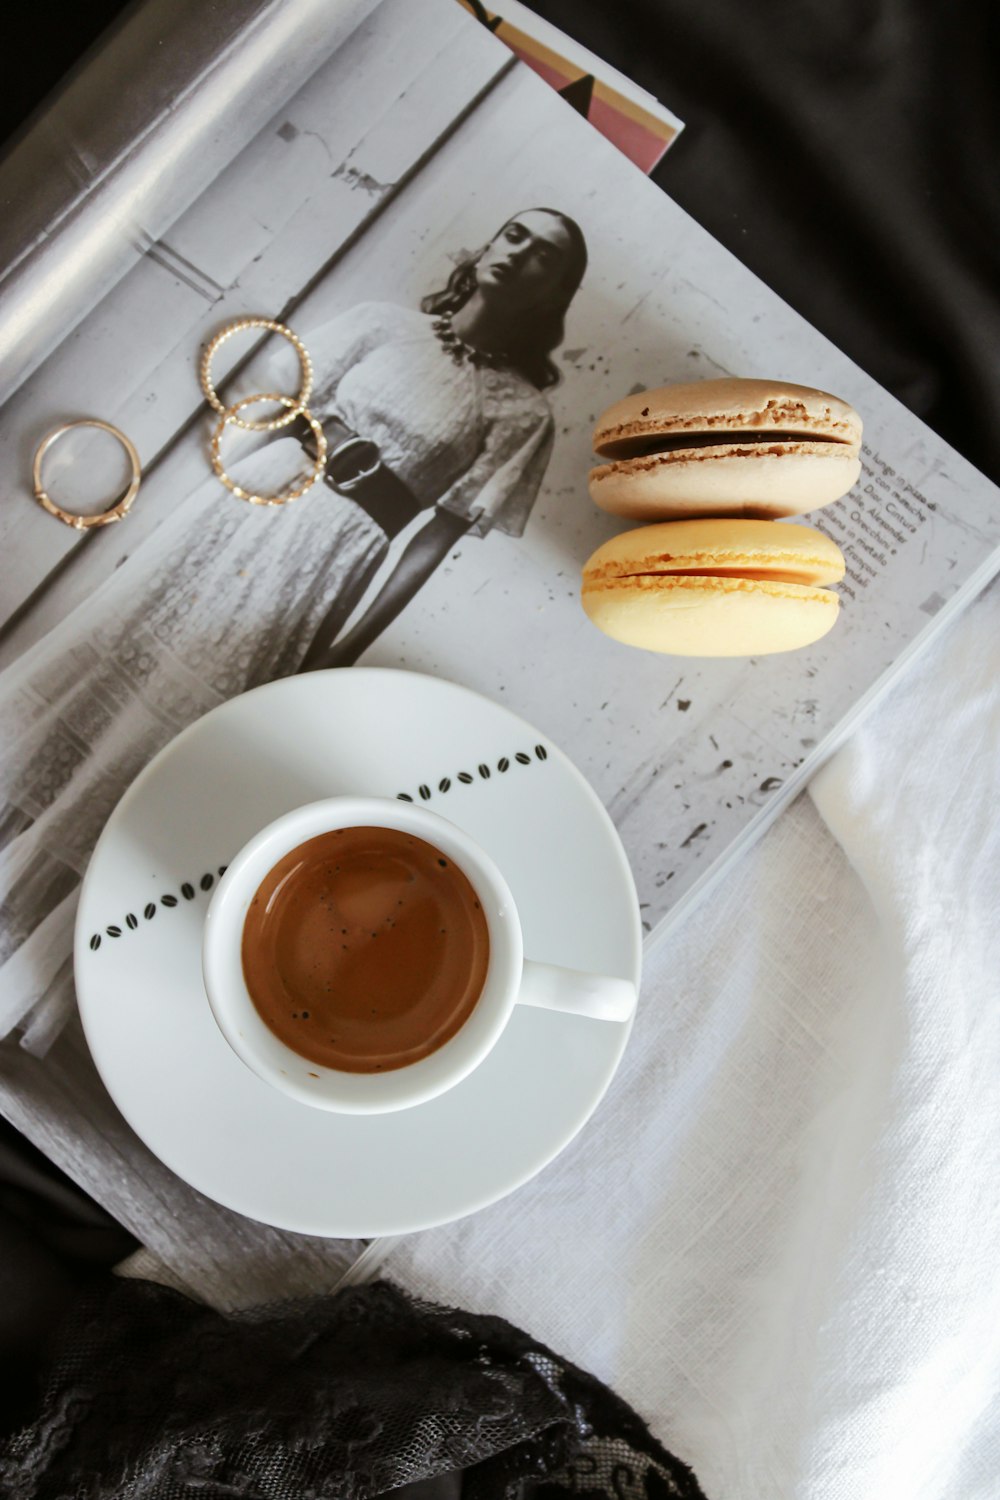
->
left=593, top=377, right=863, bottom=455
left=589, top=442, right=862, bottom=520
left=584, top=517, right=846, bottom=587
left=581, top=575, right=840, bottom=656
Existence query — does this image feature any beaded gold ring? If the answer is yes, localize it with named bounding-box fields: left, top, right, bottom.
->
left=199, top=317, right=313, bottom=432
left=210, top=394, right=327, bottom=507
left=32, top=418, right=142, bottom=530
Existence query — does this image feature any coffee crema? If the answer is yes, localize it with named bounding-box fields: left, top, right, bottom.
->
left=241, top=826, right=490, bottom=1073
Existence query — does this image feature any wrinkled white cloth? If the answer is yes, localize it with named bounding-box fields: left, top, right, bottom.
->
left=374, top=579, right=1000, bottom=1500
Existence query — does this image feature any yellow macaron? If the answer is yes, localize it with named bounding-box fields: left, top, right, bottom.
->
left=581, top=518, right=846, bottom=656
left=589, top=377, right=862, bottom=521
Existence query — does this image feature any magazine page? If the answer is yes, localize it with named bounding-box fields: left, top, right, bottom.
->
left=2, top=0, right=999, bottom=1054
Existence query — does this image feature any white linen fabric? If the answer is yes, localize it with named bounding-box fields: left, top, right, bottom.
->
left=373, top=579, right=1000, bottom=1500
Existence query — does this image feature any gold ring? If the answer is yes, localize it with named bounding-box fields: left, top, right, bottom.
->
left=210, top=395, right=327, bottom=506
left=200, top=317, right=313, bottom=431
left=32, top=418, right=142, bottom=530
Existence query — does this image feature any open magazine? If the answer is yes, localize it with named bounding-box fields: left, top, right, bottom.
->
left=2, top=0, right=999, bottom=1054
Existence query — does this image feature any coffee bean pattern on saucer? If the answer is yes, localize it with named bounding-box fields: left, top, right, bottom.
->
left=88, top=866, right=228, bottom=951
left=395, top=743, right=549, bottom=803
left=88, top=743, right=552, bottom=950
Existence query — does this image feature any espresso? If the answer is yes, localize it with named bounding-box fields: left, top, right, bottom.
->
left=241, top=827, right=489, bottom=1073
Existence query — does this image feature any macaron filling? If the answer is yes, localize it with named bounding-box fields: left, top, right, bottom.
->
left=625, top=566, right=833, bottom=585
left=583, top=573, right=839, bottom=605
left=585, top=546, right=844, bottom=590
left=595, top=429, right=858, bottom=461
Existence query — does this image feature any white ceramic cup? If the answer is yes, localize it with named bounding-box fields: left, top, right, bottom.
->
left=202, top=796, right=636, bottom=1114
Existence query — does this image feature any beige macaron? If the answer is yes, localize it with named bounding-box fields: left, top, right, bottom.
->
left=581, top=518, right=846, bottom=656
left=589, top=378, right=862, bottom=520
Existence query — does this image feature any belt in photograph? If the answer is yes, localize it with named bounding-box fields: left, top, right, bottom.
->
left=301, top=414, right=420, bottom=538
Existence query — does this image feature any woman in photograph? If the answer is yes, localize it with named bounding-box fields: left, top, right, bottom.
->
left=295, top=206, right=588, bottom=666
left=0, top=207, right=588, bottom=1045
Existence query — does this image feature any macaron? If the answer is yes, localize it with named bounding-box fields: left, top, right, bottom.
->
left=581, top=518, right=846, bottom=656
left=589, top=378, right=862, bottom=520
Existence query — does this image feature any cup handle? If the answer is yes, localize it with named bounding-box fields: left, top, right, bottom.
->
left=516, top=959, right=637, bottom=1023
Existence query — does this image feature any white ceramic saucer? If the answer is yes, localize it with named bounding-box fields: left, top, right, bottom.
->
left=75, top=669, right=641, bottom=1237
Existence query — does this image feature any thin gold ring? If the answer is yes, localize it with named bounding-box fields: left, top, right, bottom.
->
left=210, top=394, right=327, bottom=506
left=200, top=317, right=313, bottom=431
left=32, top=418, right=142, bottom=530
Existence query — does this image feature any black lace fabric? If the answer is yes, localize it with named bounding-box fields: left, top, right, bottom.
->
left=0, top=1278, right=704, bottom=1500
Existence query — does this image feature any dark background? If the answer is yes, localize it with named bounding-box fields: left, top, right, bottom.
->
left=1, top=0, right=998, bottom=1422
left=533, top=0, right=1000, bottom=489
